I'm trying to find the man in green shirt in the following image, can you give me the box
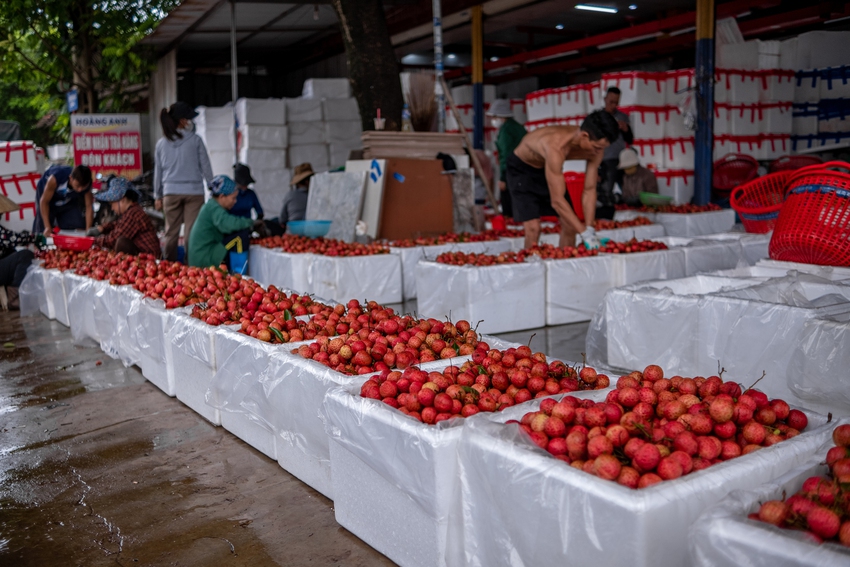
[188,175,254,268]
[488,99,526,219]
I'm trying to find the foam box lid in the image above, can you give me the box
[456,403,834,567]
[690,436,850,567]
[168,309,217,367]
[389,239,513,300]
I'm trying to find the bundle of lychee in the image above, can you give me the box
[752,424,850,546]
[521,243,600,260]
[598,238,668,254]
[386,232,502,248]
[511,365,809,489]
[595,216,654,229]
[359,345,607,424]
[435,250,526,266]
[252,234,389,256]
[294,316,486,375]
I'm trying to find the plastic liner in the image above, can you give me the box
[92,285,141,367]
[456,403,833,567]
[65,274,105,346]
[655,235,749,276]
[45,269,69,326]
[129,298,176,396]
[587,272,850,414]
[168,310,221,425]
[756,259,850,281]
[699,232,771,265]
[18,264,44,318]
[787,313,850,414]
[689,434,850,567]
[323,372,591,567]
[307,254,402,305]
[654,209,737,237]
[416,260,546,334]
[389,240,513,300]
[499,224,666,252]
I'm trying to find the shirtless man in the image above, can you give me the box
[507,110,620,250]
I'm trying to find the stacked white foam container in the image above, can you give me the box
[322,97,362,169]
[296,78,361,170]
[235,98,289,216]
[196,106,236,178]
[445,84,498,150]
[0,141,42,232]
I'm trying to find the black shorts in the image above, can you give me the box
[506,153,573,223]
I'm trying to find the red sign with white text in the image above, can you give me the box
[71,114,142,181]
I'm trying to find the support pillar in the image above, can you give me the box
[433,0,446,133]
[230,0,239,164]
[694,0,715,205]
[472,5,484,149]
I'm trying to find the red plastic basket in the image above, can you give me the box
[769,161,850,266]
[713,154,759,193]
[730,171,793,233]
[53,233,95,251]
[768,154,823,173]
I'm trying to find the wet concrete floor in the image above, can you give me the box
[0,308,589,566]
[0,312,396,566]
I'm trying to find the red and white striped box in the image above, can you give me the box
[655,169,694,204]
[663,138,695,170]
[0,141,39,177]
[510,99,527,124]
[756,70,796,103]
[601,71,668,107]
[621,106,672,140]
[525,89,556,123]
[761,134,791,160]
[665,69,695,106]
[0,202,37,233]
[715,69,760,104]
[0,171,40,205]
[631,139,666,170]
[664,106,692,138]
[715,102,793,137]
[552,85,586,118]
[715,135,765,161]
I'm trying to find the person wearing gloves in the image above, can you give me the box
[153,101,213,263]
[507,110,619,250]
[34,164,94,236]
[0,195,45,310]
[487,99,526,218]
[617,148,659,207]
[91,177,161,257]
[188,175,254,269]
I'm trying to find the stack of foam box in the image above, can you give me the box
[291,77,360,171]
[792,67,850,152]
[0,141,42,232]
[235,98,289,215]
[196,106,235,177]
[587,266,850,416]
[285,97,327,173]
[456,396,835,567]
[445,84,498,150]
[323,97,362,168]
[524,82,599,132]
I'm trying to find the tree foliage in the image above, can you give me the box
[0,0,178,144]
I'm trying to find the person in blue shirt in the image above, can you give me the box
[34,164,94,236]
[222,163,264,252]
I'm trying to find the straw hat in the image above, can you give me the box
[0,194,20,215]
[291,163,315,186]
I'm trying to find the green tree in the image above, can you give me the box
[0,0,178,144]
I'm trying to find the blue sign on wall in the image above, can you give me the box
[67,89,79,113]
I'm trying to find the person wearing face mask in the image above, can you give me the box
[153,101,213,263]
[188,175,254,269]
[487,98,526,219]
[507,110,620,250]
[598,86,634,219]
[92,177,161,257]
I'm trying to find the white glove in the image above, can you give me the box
[580,227,600,250]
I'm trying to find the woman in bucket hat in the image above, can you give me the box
[94,177,161,257]
[187,175,254,269]
[617,148,658,207]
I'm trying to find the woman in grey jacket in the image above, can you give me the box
[154,101,213,263]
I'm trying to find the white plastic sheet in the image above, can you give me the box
[787,312,850,415]
[168,310,221,425]
[45,269,69,326]
[700,231,771,265]
[690,438,850,567]
[91,284,140,365]
[654,209,737,237]
[390,240,513,300]
[66,274,106,346]
[655,235,748,276]
[756,259,850,281]
[416,260,546,334]
[130,298,176,396]
[18,264,43,318]
[306,254,402,305]
[456,402,833,567]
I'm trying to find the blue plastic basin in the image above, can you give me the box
[288,220,332,237]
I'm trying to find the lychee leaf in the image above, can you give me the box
[477,365,487,374]
[284,309,293,321]
[270,326,285,343]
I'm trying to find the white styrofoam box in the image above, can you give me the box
[208,149,235,177]
[598,223,666,243]
[285,98,323,122]
[416,260,545,334]
[545,255,614,325]
[788,315,850,414]
[552,85,588,118]
[287,121,325,146]
[759,70,796,103]
[1,201,38,233]
[761,134,791,161]
[664,138,695,170]
[457,402,833,567]
[288,144,328,169]
[795,70,822,104]
[250,167,290,194]
[235,98,286,127]
[195,106,234,131]
[169,311,220,425]
[756,259,850,281]
[621,106,669,140]
[764,103,794,135]
[0,141,38,176]
[238,147,286,171]
[510,99,527,124]
[0,171,39,205]
[134,300,176,396]
[450,103,475,129]
[819,116,850,134]
[322,97,360,122]
[302,78,351,100]
[719,104,762,136]
[717,40,784,71]
[601,71,667,107]
[665,107,691,138]
[329,141,361,168]
[450,84,496,106]
[44,268,69,326]
[631,139,666,170]
[780,37,798,71]
[614,209,657,222]
[198,127,234,152]
[46,144,72,161]
[389,239,513,301]
[324,120,362,144]
[700,231,771,265]
[525,89,555,123]
[307,253,402,305]
[712,105,732,136]
[65,273,105,346]
[820,67,850,100]
[28,266,53,320]
[93,285,141,367]
[656,169,694,204]
[715,69,760,104]
[247,246,311,291]
[690,452,850,567]
[239,124,288,149]
[608,246,687,286]
[665,68,694,106]
[655,235,745,276]
[654,209,736,237]
[715,135,764,161]
[792,112,819,136]
[796,31,850,70]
